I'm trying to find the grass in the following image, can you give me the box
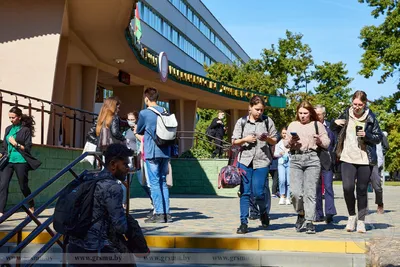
[333,180,400,186]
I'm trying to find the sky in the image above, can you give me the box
[201,0,397,101]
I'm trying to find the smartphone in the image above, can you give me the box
[355,126,363,132]
[290,132,298,137]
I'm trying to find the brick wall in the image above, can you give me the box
[6,146,237,209]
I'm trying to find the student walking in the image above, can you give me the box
[331,90,382,233]
[284,101,330,234]
[232,95,277,234]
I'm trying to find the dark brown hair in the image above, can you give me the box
[144,87,159,102]
[295,101,318,122]
[352,90,368,104]
[9,106,36,137]
[249,95,266,107]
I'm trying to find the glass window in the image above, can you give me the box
[179,1,187,15]
[193,13,200,28]
[187,8,193,22]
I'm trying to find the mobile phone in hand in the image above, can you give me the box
[290,132,298,137]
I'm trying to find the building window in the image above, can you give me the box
[167,0,242,64]
[137,1,215,66]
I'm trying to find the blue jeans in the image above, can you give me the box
[278,163,290,197]
[316,169,337,219]
[238,163,269,224]
[145,158,170,215]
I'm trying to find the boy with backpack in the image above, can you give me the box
[136,87,176,223]
[61,144,134,265]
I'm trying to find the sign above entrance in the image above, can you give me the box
[126,30,286,108]
[118,70,130,85]
[158,52,168,82]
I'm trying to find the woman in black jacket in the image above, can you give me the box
[331,90,382,233]
[0,107,41,217]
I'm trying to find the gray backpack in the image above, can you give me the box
[148,107,178,147]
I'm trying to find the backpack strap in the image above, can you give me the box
[240,116,247,138]
[147,106,161,116]
[314,121,319,135]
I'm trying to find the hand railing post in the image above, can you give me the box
[28,98,32,117]
[52,105,56,146]
[82,113,86,148]
[41,102,45,145]
[14,95,18,107]
[73,111,77,147]
[62,107,66,147]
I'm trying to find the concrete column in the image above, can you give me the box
[52,36,69,104]
[227,109,239,141]
[113,86,145,119]
[180,100,197,154]
[0,0,66,145]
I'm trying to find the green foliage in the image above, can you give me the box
[359,0,400,173]
[179,147,213,159]
[359,0,400,84]
[312,61,353,121]
[369,92,400,173]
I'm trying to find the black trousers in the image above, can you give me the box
[0,162,34,213]
[212,137,223,157]
[370,165,383,205]
[269,169,279,195]
[341,162,373,221]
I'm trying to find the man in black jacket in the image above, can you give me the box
[210,110,226,158]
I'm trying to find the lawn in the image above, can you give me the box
[333,180,400,186]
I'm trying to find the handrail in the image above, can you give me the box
[0,89,98,148]
[0,151,104,267]
[0,89,97,116]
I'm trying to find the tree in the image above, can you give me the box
[312,61,353,121]
[359,0,400,177]
[262,30,314,94]
[359,0,400,85]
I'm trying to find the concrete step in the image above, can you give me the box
[0,244,366,267]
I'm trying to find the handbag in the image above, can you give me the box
[0,152,9,171]
[314,121,332,171]
[97,125,113,152]
[218,146,246,189]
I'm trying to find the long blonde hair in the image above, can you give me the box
[96,97,119,136]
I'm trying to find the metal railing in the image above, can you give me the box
[0,89,98,148]
[0,151,103,267]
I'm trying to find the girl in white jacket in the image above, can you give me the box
[274,128,291,205]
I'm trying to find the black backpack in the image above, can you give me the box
[206,125,216,141]
[53,173,109,239]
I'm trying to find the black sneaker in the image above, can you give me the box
[306,222,316,234]
[249,214,259,220]
[260,213,270,228]
[144,214,165,223]
[165,214,172,223]
[146,209,154,218]
[295,215,306,232]
[325,214,334,224]
[236,223,248,234]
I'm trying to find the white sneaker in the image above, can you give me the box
[279,197,286,205]
[346,215,357,232]
[285,198,292,205]
[357,220,366,233]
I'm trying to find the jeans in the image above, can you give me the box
[249,176,271,217]
[290,152,321,222]
[316,169,337,219]
[341,162,372,220]
[370,165,383,205]
[145,158,170,215]
[238,162,269,224]
[278,163,290,197]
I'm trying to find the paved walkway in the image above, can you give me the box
[1,185,398,242]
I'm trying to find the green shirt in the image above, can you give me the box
[6,124,26,164]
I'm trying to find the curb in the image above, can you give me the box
[0,231,366,254]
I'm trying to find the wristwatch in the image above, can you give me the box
[16,143,21,148]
